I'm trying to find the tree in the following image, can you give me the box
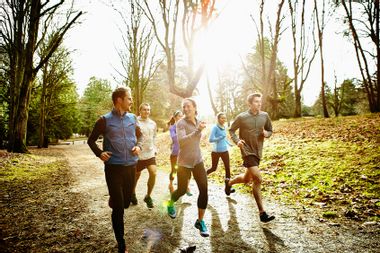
[79,77,113,136]
[0,50,8,148]
[242,38,293,118]
[0,0,82,152]
[314,0,330,118]
[339,0,380,112]
[115,0,161,114]
[140,0,215,98]
[288,0,319,117]
[249,0,286,119]
[36,42,74,147]
[143,64,183,129]
[210,67,244,125]
[28,77,80,145]
[312,84,334,116]
[330,78,360,116]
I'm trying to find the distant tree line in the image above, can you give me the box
[0,0,378,152]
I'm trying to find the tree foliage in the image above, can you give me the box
[28,78,80,145]
[312,79,365,116]
[0,0,82,152]
[79,77,112,136]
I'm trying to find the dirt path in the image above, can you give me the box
[53,143,379,253]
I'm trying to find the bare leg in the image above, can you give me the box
[229,169,252,186]
[133,170,142,194]
[146,165,157,197]
[169,179,174,193]
[247,166,264,213]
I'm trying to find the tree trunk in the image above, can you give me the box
[320,46,329,118]
[289,0,301,118]
[38,79,47,148]
[11,78,33,153]
[376,0,380,112]
[315,0,329,118]
[259,1,268,110]
[341,0,378,112]
[207,75,217,115]
[294,89,302,118]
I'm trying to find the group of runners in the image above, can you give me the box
[88,86,275,253]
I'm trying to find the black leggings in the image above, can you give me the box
[169,154,177,181]
[171,162,208,209]
[105,164,136,249]
[206,151,231,179]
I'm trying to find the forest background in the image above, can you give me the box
[1,0,379,150]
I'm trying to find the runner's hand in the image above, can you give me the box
[100,151,112,162]
[237,140,245,148]
[198,121,206,131]
[132,146,141,155]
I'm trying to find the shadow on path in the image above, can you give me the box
[209,198,257,253]
[125,176,191,252]
[262,227,286,253]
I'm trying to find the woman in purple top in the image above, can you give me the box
[168,111,192,195]
[168,110,182,190]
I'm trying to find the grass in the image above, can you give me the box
[183,113,380,222]
[0,154,62,182]
[257,114,379,221]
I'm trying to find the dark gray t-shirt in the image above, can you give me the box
[229,110,272,159]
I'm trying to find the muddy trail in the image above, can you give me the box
[1,143,379,253]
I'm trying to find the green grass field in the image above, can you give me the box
[191,114,380,221]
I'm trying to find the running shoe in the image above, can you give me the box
[260,212,275,222]
[130,193,138,205]
[144,195,154,208]
[167,200,176,219]
[224,178,235,196]
[194,219,209,237]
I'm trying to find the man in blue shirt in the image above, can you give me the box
[88,87,142,253]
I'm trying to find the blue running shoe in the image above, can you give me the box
[194,219,209,237]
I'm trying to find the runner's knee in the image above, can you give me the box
[252,174,262,185]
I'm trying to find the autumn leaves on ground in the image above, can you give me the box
[1,114,379,252]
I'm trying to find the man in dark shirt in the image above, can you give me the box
[227,93,275,223]
[87,87,142,253]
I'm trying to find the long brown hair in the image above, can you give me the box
[167,110,182,126]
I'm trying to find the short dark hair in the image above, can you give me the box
[112,87,131,104]
[247,93,262,104]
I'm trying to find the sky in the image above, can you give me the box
[65,0,363,116]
